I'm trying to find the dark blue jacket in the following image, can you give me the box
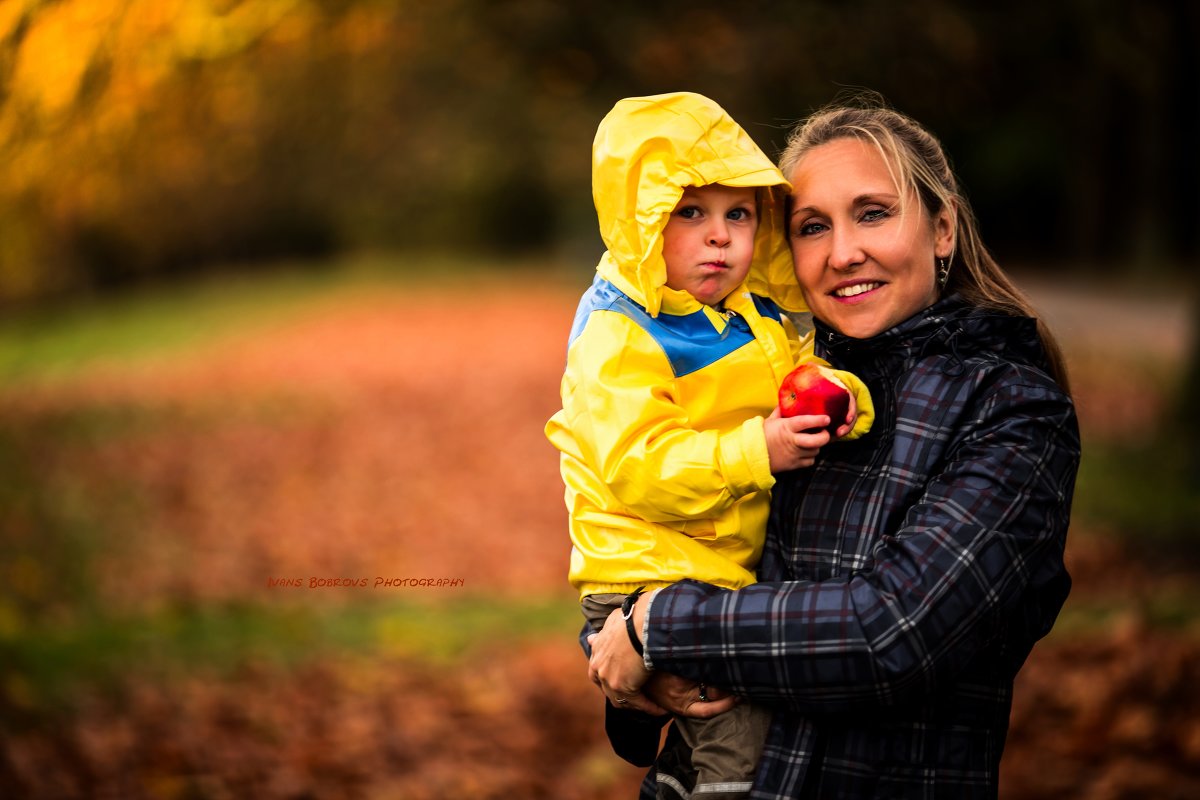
[644,296,1080,799]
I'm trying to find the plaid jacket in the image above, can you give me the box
[642,296,1080,799]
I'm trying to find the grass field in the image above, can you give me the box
[1,257,1197,798]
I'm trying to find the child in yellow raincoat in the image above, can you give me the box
[545,92,874,798]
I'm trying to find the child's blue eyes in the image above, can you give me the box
[675,207,754,220]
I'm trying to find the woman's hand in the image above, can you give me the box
[587,604,665,715]
[588,593,741,719]
[643,672,739,719]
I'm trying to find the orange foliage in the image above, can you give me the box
[1,280,1198,798]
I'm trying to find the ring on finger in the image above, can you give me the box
[698,682,709,703]
[616,696,628,705]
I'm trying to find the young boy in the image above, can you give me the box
[545,92,873,798]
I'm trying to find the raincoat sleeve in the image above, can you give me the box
[795,330,875,441]
[561,311,774,523]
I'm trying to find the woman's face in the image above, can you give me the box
[787,138,954,339]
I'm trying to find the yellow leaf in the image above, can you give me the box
[11,0,122,120]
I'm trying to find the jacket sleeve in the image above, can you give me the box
[560,311,774,523]
[643,375,1079,712]
[795,332,875,441]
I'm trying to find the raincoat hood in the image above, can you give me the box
[591,92,806,316]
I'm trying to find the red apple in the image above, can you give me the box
[778,363,851,435]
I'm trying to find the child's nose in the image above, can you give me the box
[707,219,731,246]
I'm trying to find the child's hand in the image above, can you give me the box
[830,375,858,439]
[764,407,832,472]
[813,365,874,441]
[808,365,858,439]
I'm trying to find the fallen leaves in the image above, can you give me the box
[1,279,1197,798]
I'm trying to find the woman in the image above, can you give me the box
[588,100,1081,799]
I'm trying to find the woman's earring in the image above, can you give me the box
[937,257,950,288]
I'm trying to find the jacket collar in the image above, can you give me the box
[814,295,1048,373]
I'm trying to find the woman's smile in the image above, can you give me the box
[831,280,886,301]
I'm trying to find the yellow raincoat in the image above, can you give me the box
[546,93,873,598]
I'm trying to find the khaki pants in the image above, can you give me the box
[582,594,769,799]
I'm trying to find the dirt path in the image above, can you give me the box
[1023,278,1193,360]
[15,274,1186,609]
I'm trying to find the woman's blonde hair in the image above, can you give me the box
[779,97,1070,393]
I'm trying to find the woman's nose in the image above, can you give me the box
[828,226,864,270]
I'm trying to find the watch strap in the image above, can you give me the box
[621,586,646,657]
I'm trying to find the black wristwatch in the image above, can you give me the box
[622,586,647,657]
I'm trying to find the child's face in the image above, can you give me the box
[662,184,758,307]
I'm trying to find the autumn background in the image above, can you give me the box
[1,1,1198,798]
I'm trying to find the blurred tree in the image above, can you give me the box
[1149,0,1199,485]
[0,0,338,297]
[0,0,1194,304]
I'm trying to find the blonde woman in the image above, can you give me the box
[589,99,1080,799]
